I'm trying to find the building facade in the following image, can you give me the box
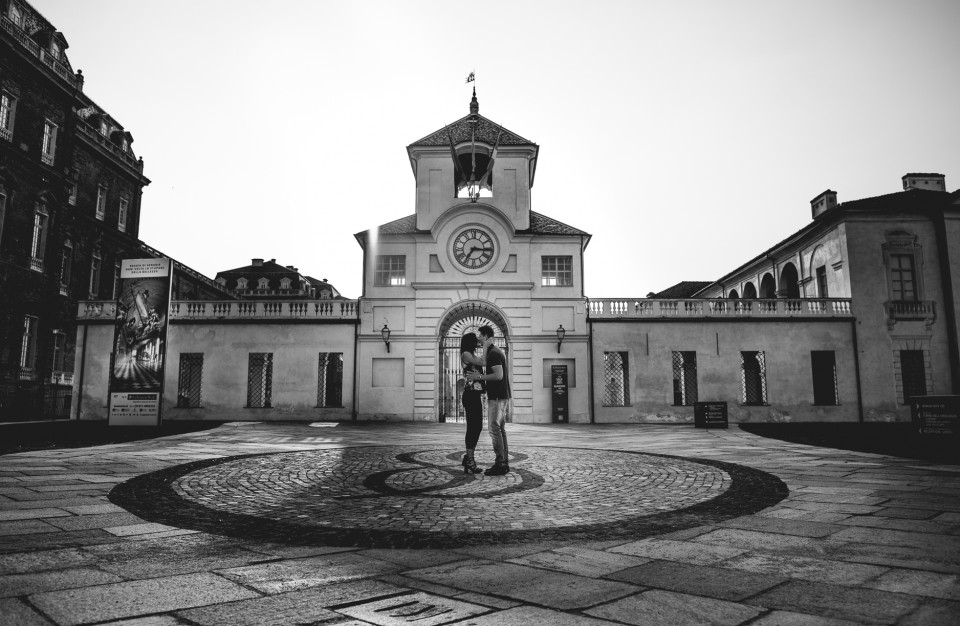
[71,92,960,425]
[0,0,230,422]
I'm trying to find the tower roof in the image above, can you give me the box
[407,113,536,149]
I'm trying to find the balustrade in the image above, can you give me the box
[587,298,853,319]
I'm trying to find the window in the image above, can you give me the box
[280,277,292,290]
[317,352,344,408]
[257,277,269,290]
[117,197,128,232]
[20,315,38,370]
[112,260,121,299]
[889,254,917,301]
[247,353,273,408]
[51,330,67,373]
[99,120,109,136]
[49,41,61,61]
[899,350,927,404]
[59,241,73,295]
[374,255,406,286]
[177,354,204,408]
[811,351,839,405]
[30,204,48,272]
[89,250,101,298]
[236,277,248,290]
[672,351,698,406]
[602,351,630,406]
[816,266,828,297]
[542,256,573,286]
[8,4,22,27]
[0,92,15,141]
[68,175,77,205]
[741,351,768,405]
[95,186,107,220]
[41,120,57,165]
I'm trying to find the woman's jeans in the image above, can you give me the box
[487,398,510,464]
[462,391,483,450]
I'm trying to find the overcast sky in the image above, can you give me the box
[42,0,960,298]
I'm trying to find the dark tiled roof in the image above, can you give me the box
[408,114,534,148]
[216,260,299,276]
[837,188,949,212]
[356,211,590,239]
[650,281,713,299]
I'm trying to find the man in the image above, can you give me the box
[466,325,511,475]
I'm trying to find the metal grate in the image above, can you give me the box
[317,352,344,408]
[603,351,630,406]
[811,350,839,406]
[672,351,698,406]
[177,353,203,408]
[741,351,768,405]
[899,349,927,403]
[247,353,273,408]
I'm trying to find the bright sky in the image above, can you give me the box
[42,0,960,298]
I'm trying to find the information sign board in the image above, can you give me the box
[694,401,728,429]
[551,365,569,423]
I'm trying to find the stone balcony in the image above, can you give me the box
[587,298,853,319]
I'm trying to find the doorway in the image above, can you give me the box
[437,303,509,423]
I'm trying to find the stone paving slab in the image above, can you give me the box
[28,572,260,625]
[1,421,958,624]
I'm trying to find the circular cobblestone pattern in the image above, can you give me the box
[110,446,787,548]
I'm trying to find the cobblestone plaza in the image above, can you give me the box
[2,422,959,624]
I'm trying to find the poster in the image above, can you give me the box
[108,258,173,426]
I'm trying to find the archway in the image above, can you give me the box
[759,273,776,299]
[727,289,740,299]
[437,302,510,423]
[778,263,801,298]
[742,282,757,299]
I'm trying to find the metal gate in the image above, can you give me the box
[437,311,507,423]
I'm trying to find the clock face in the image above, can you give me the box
[452,227,496,270]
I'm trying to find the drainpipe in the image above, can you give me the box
[588,314,595,424]
[933,208,960,393]
[75,323,88,420]
[851,317,864,423]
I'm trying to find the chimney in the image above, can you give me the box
[902,173,946,192]
[270,258,276,264]
[252,258,263,266]
[810,189,838,219]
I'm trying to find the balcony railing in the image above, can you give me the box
[77,300,359,322]
[49,371,74,386]
[2,17,80,89]
[587,298,853,319]
[30,257,43,272]
[170,300,360,320]
[885,300,935,329]
[75,119,140,172]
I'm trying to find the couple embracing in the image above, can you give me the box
[459,325,511,476]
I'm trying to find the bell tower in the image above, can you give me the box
[406,89,539,232]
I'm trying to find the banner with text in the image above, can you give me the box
[108,258,173,426]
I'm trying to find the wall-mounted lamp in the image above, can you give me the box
[381,324,391,353]
[556,324,566,353]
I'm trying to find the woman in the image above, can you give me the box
[460,332,485,474]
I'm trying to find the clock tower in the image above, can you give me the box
[354,90,591,423]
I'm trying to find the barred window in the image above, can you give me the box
[811,351,839,406]
[247,353,273,408]
[177,353,204,408]
[672,351,698,406]
[541,256,572,286]
[375,255,406,286]
[741,351,768,405]
[602,351,630,406]
[317,352,344,408]
[899,349,927,404]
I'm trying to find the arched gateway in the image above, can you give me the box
[437,302,509,423]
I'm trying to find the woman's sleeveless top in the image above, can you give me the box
[462,360,484,394]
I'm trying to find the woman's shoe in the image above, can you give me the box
[462,455,482,474]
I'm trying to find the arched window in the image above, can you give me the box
[727,289,740,299]
[742,282,757,299]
